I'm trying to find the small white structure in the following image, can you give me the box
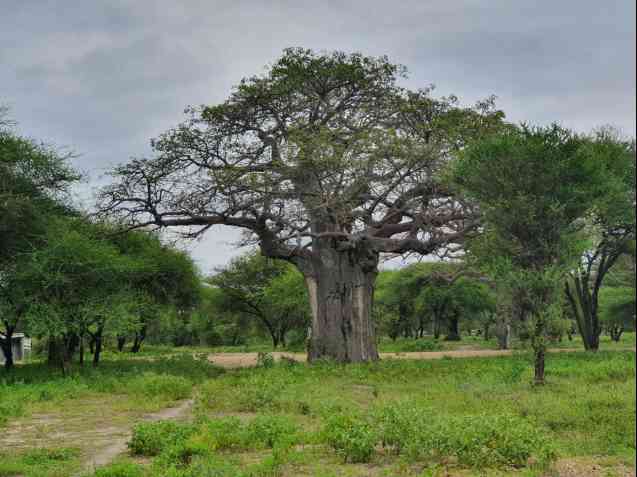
[0,333,31,364]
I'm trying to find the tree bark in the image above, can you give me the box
[444,315,461,341]
[93,332,103,366]
[304,246,379,363]
[131,324,147,353]
[61,333,79,375]
[609,325,623,342]
[79,335,85,366]
[433,315,441,340]
[533,344,545,385]
[89,324,105,366]
[0,325,15,371]
[117,336,126,352]
[565,276,599,351]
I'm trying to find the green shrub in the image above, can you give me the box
[238,377,280,411]
[197,417,246,450]
[127,373,192,401]
[400,339,442,352]
[21,447,79,465]
[245,414,298,448]
[257,352,275,368]
[375,401,430,453]
[90,461,145,477]
[404,413,556,468]
[323,413,377,463]
[128,421,195,456]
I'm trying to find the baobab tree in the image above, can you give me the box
[99,48,504,362]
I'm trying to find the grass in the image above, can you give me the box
[1,337,634,477]
[133,330,635,355]
[104,350,635,475]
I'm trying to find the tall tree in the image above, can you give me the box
[16,218,129,373]
[210,252,308,348]
[0,114,79,369]
[564,131,635,350]
[451,124,622,384]
[99,48,504,362]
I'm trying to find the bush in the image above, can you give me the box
[403,412,556,468]
[245,414,298,448]
[257,352,275,368]
[21,447,79,465]
[400,339,442,352]
[90,461,145,477]
[323,413,377,463]
[196,417,246,450]
[238,376,280,411]
[128,421,195,456]
[126,373,192,401]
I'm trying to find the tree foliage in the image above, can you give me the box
[99,48,505,362]
[451,124,622,383]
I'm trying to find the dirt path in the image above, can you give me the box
[81,398,193,474]
[207,347,636,368]
[0,396,194,476]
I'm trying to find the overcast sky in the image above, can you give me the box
[2,1,635,273]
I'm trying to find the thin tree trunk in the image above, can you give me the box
[61,333,79,375]
[609,325,623,342]
[117,336,126,352]
[1,325,15,370]
[131,324,147,353]
[433,314,441,340]
[93,332,103,366]
[79,335,85,366]
[534,344,545,385]
[304,247,379,363]
[445,315,461,341]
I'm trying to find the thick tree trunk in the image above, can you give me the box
[304,248,379,363]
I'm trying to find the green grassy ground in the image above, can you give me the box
[133,331,635,355]
[1,345,634,477]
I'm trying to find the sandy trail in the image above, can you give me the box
[0,396,194,476]
[207,347,636,368]
[80,398,193,473]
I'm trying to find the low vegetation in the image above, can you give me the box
[1,348,633,476]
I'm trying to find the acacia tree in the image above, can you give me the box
[210,252,308,348]
[564,132,635,350]
[452,124,621,384]
[0,114,79,370]
[107,229,201,354]
[99,48,504,362]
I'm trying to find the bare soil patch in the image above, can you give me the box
[0,396,194,475]
[207,348,636,369]
[550,457,636,477]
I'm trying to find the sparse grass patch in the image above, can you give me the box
[0,447,81,477]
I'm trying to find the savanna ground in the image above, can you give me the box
[0,335,635,477]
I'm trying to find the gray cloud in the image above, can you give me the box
[2,0,635,273]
